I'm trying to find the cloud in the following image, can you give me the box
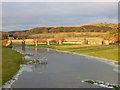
[2,2,118,31]
[2,24,38,31]
[1,0,119,2]
[2,25,27,31]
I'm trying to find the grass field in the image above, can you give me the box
[29,32,104,39]
[34,44,118,61]
[2,47,24,85]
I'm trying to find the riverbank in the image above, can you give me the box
[33,44,118,62]
[2,47,24,85]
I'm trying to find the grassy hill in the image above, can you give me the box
[78,23,117,28]
[28,32,104,40]
[26,23,115,34]
[9,23,118,39]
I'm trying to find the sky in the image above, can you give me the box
[1,1,118,31]
[1,0,119,2]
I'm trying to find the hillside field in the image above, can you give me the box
[28,32,104,39]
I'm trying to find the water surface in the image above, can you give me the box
[11,46,118,88]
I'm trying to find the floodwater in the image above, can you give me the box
[11,46,118,88]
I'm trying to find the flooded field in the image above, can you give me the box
[6,46,119,88]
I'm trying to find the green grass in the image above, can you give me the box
[2,47,24,85]
[33,44,118,61]
[29,32,104,38]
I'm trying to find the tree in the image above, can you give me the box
[14,32,28,39]
[103,28,120,43]
[2,32,8,39]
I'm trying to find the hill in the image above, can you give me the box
[8,23,118,39]
[78,23,117,28]
[26,23,116,34]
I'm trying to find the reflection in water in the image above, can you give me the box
[3,62,48,88]
[22,48,26,53]
[22,46,25,51]
[32,63,47,73]
[34,48,38,52]
[22,41,26,53]
[22,41,25,51]
[46,48,50,52]
[21,63,48,73]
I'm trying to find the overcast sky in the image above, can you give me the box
[2,2,118,31]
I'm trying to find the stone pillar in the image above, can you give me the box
[47,40,50,45]
[9,40,12,48]
[101,40,104,45]
[82,39,88,44]
[58,40,62,45]
[6,40,12,48]
[22,40,25,50]
[35,41,38,46]
[104,40,110,45]
[85,40,88,44]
